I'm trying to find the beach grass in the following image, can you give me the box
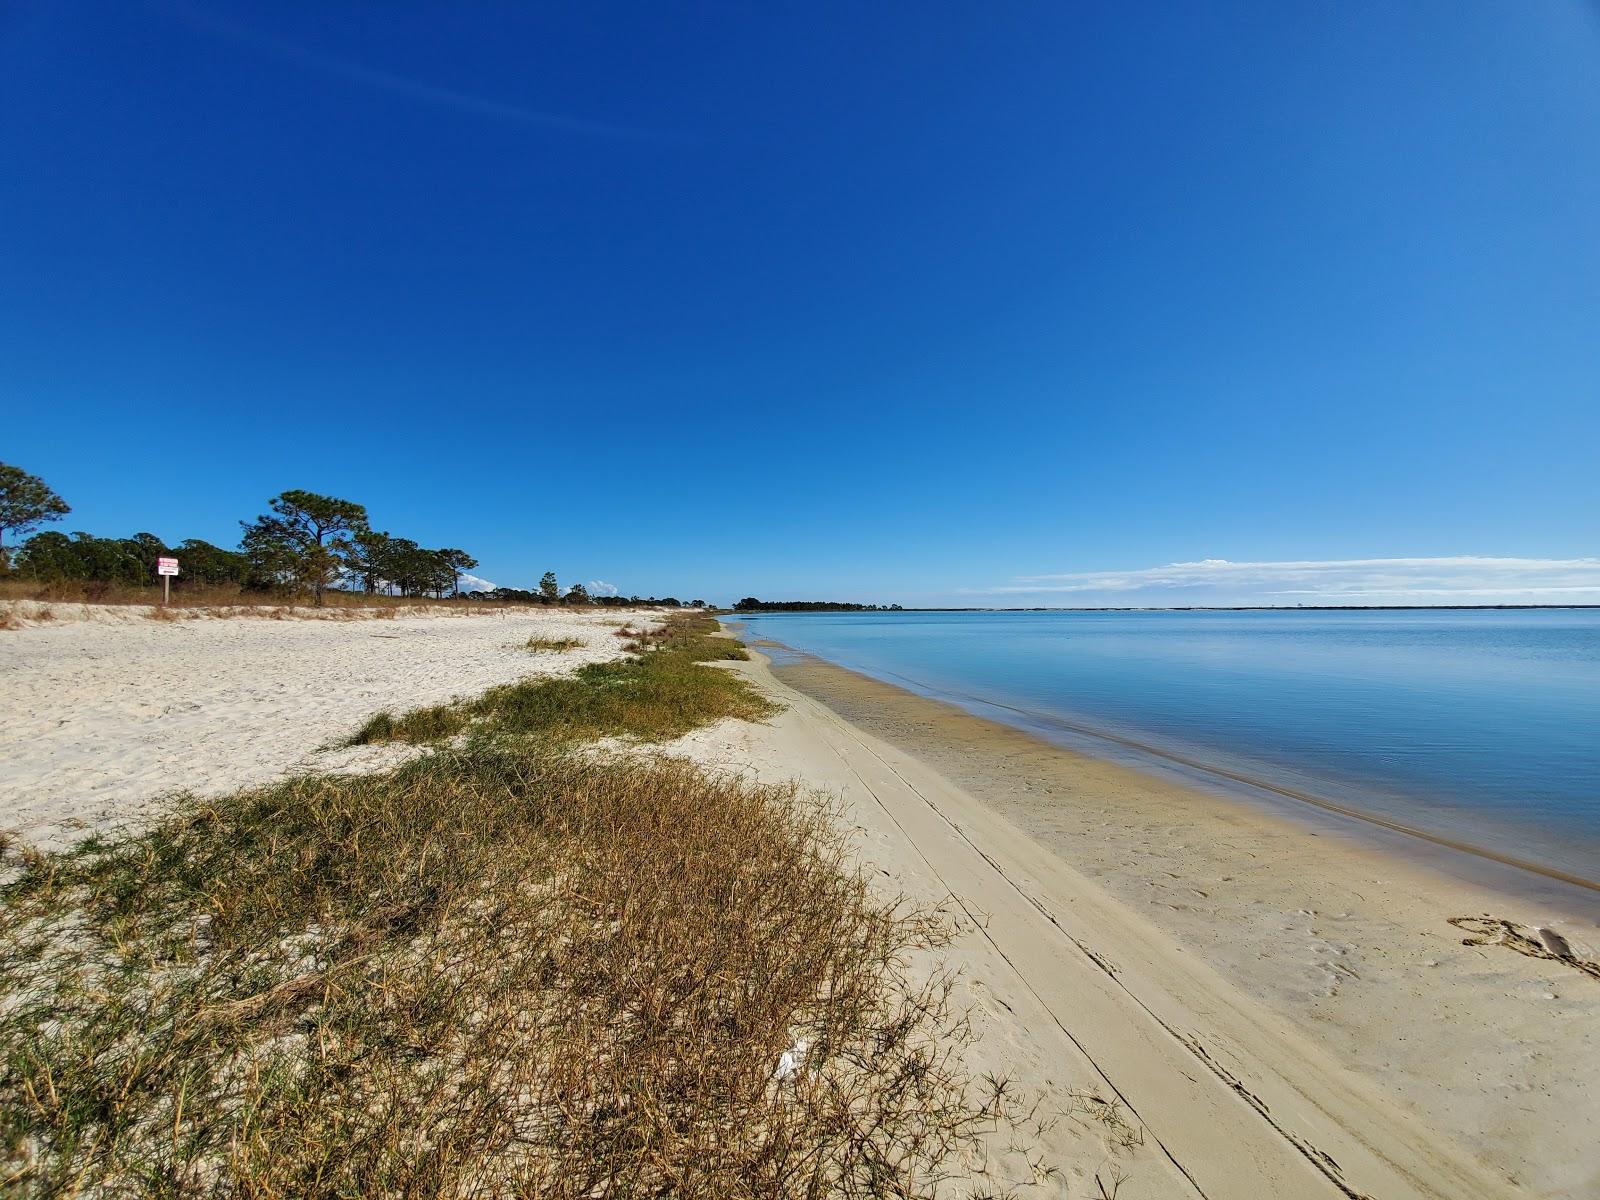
[0,615,1009,1198]
[524,635,584,652]
[348,703,469,746]
[352,612,773,747]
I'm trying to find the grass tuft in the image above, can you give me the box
[525,636,584,653]
[348,704,467,746]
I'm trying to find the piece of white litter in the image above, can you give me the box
[775,1038,809,1081]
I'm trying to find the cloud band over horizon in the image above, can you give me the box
[963,557,1600,605]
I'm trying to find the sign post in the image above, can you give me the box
[157,556,179,605]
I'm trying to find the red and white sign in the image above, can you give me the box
[157,557,180,577]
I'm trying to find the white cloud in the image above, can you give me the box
[457,573,498,593]
[962,557,1600,605]
[587,580,620,597]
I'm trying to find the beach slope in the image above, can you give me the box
[670,649,1583,1199]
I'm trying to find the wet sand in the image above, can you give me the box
[749,650,1600,1197]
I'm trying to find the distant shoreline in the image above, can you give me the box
[738,603,1600,613]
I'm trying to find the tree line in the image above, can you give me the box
[10,530,253,591]
[468,577,704,609]
[0,462,699,608]
[3,476,478,604]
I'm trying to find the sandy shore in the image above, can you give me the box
[0,605,650,852]
[667,649,1599,1199]
[5,611,1595,1196]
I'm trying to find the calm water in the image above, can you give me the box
[735,609,1600,884]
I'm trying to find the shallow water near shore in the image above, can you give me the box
[735,609,1600,886]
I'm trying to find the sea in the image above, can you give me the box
[733,608,1600,887]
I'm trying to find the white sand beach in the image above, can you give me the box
[0,604,652,852]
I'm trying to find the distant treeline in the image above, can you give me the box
[0,463,697,608]
[732,598,904,613]
[469,585,704,609]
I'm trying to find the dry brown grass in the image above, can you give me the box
[0,578,510,618]
[0,746,1010,1197]
[0,579,688,627]
[525,635,584,653]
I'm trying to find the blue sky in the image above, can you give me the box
[3,2,1598,606]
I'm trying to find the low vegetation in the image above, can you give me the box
[525,635,584,653]
[0,613,1017,1195]
[349,703,470,746]
[0,578,504,613]
[355,614,773,747]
